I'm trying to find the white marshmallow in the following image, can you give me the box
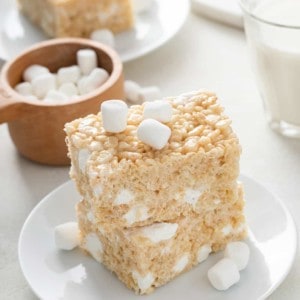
[78,149,90,172]
[143,100,172,123]
[197,244,212,263]
[140,86,162,102]
[133,0,154,13]
[32,73,56,98]
[57,65,80,85]
[78,76,88,95]
[224,242,250,271]
[132,271,154,292]
[25,95,38,101]
[14,82,32,96]
[208,258,240,291]
[44,90,68,103]
[141,222,178,243]
[54,222,80,250]
[101,100,128,133]
[222,224,233,236]
[59,82,78,97]
[173,253,189,273]
[137,119,171,150]
[23,64,49,82]
[90,29,115,48]
[77,49,98,75]
[84,233,103,262]
[82,68,109,94]
[114,189,134,205]
[124,80,142,103]
[124,205,149,225]
[184,187,205,207]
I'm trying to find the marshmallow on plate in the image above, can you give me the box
[14,82,32,96]
[23,64,49,82]
[90,29,115,48]
[32,73,56,98]
[143,100,172,123]
[54,222,80,250]
[77,49,98,75]
[101,100,128,133]
[224,241,250,271]
[207,258,240,291]
[137,119,171,150]
[57,65,80,85]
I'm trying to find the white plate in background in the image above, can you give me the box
[18,175,297,300]
[192,0,243,28]
[0,0,190,63]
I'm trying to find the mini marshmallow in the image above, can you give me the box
[44,90,68,103]
[137,119,171,150]
[57,65,80,85]
[77,76,88,95]
[141,222,178,243]
[143,100,172,123]
[54,222,80,250]
[82,68,109,94]
[90,29,115,48]
[77,49,98,75]
[101,100,128,133]
[59,82,78,97]
[133,0,154,13]
[224,242,250,271]
[197,244,212,263]
[23,64,49,82]
[124,80,142,103]
[139,86,161,102]
[32,73,56,98]
[208,258,240,291]
[14,82,32,96]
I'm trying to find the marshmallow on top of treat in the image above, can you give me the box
[137,119,171,150]
[143,100,172,123]
[54,222,80,250]
[101,100,128,133]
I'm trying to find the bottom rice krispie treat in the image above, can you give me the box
[77,184,246,294]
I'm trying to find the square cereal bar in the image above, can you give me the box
[18,0,134,37]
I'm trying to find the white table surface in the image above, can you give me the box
[0,12,299,300]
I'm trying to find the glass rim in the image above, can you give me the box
[239,0,300,30]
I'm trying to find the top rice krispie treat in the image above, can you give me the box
[65,90,241,228]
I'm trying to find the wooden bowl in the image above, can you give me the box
[0,38,124,165]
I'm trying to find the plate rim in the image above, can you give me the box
[18,174,297,300]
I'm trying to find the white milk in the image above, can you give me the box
[248,0,300,126]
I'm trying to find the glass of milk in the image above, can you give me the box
[241,0,300,138]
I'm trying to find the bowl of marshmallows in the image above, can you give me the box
[0,38,124,165]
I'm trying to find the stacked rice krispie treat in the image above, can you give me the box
[64,90,246,294]
[18,0,134,37]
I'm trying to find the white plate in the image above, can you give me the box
[18,175,297,300]
[0,0,190,63]
[192,0,243,28]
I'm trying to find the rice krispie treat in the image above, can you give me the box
[77,183,246,294]
[64,90,246,294]
[18,0,134,38]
